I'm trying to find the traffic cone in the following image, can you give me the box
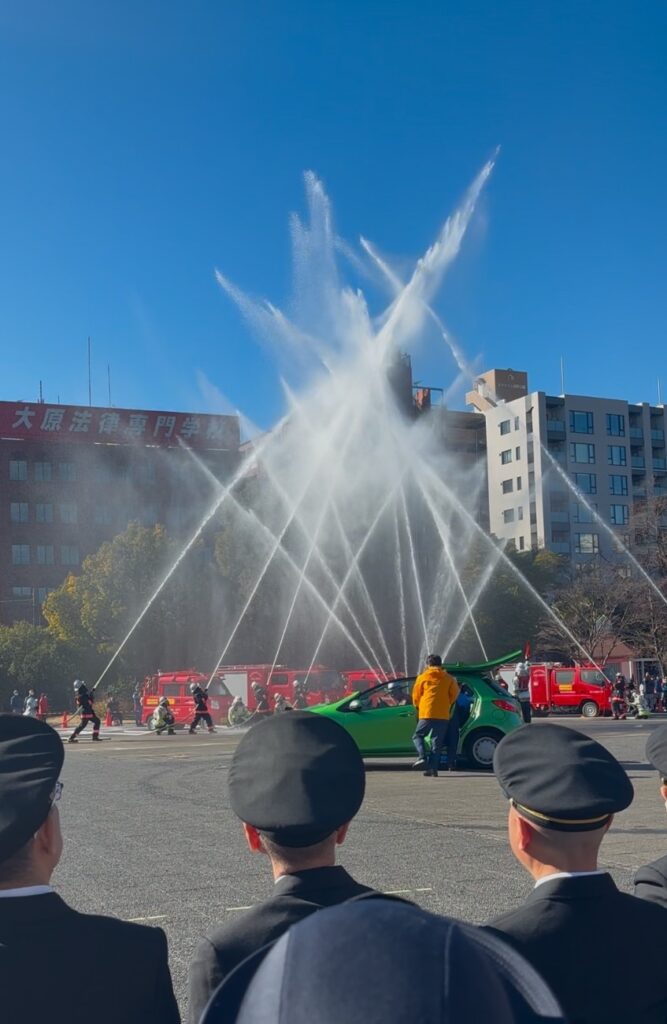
[105,708,112,727]
[61,711,69,729]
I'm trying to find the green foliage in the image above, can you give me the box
[0,622,82,712]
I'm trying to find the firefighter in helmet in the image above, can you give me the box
[188,681,216,734]
[251,681,271,717]
[273,693,293,714]
[228,695,250,727]
[292,679,308,710]
[68,680,101,743]
[153,696,176,735]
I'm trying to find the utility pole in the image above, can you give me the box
[88,337,92,406]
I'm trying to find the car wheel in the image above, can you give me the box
[463,728,503,770]
[580,701,599,719]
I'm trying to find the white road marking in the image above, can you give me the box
[384,887,434,895]
[226,906,253,912]
[129,914,167,922]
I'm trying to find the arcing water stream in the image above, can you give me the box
[99,160,606,683]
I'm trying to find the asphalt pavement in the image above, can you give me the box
[55,717,667,1019]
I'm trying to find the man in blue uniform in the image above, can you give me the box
[486,724,667,1024]
[634,724,667,908]
[0,715,180,1023]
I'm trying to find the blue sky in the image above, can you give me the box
[1,1,666,430]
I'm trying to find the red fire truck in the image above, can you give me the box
[219,664,347,709]
[499,663,612,718]
[141,670,234,728]
[342,669,390,693]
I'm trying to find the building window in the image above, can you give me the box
[36,503,53,523]
[518,506,524,520]
[10,502,29,523]
[94,464,114,483]
[575,533,599,554]
[37,587,50,604]
[607,445,627,466]
[518,536,525,550]
[574,473,597,494]
[609,474,628,496]
[570,442,596,464]
[552,530,570,544]
[61,545,79,566]
[573,502,597,523]
[9,459,28,481]
[514,417,520,430]
[37,545,54,565]
[610,504,629,526]
[11,544,30,565]
[12,586,32,599]
[34,461,52,481]
[502,509,515,524]
[516,476,522,490]
[502,479,514,494]
[94,505,113,525]
[59,462,77,482]
[501,449,512,465]
[569,411,594,434]
[606,414,625,437]
[515,446,521,460]
[59,503,78,524]
[500,420,511,435]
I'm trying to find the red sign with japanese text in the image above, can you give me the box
[0,402,239,449]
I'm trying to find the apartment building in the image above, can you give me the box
[468,370,667,563]
[0,400,240,623]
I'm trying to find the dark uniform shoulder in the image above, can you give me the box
[634,853,667,908]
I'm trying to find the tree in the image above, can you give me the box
[43,523,219,680]
[536,562,644,664]
[0,622,80,711]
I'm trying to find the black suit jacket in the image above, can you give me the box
[188,866,373,1024]
[0,891,180,1024]
[487,873,667,1024]
[635,853,667,909]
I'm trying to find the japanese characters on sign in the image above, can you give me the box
[0,402,239,450]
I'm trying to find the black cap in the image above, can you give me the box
[228,712,365,847]
[201,897,564,1024]
[0,715,64,863]
[646,724,667,778]
[493,724,633,832]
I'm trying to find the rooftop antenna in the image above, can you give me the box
[87,336,92,406]
[658,377,663,406]
[107,364,112,407]
[39,380,43,404]
[560,356,565,396]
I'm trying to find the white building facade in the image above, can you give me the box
[468,370,667,564]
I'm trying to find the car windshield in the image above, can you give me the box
[580,670,608,687]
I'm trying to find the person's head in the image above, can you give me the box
[494,724,633,880]
[426,654,442,668]
[12,690,18,697]
[228,711,365,878]
[159,696,169,706]
[645,725,667,810]
[232,695,242,704]
[28,689,34,697]
[201,897,565,1024]
[189,682,197,693]
[0,716,64,888]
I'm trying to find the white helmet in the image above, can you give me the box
[189,682,198,693]
[159,696,169,706]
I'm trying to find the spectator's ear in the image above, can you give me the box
[242,822,264,854]
[334,822,350,846]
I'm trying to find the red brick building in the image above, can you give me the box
[0,400,240,624]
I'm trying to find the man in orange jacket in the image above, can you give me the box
[411,655,459,777]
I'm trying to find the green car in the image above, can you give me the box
[310,651,524,770]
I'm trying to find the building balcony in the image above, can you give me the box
[632,456,646,469]
[546,419,566,436]
[651,429,665,444]
[550,511,570,524]
[630,427,644,440]
[653,458,666,471]
[633,488,647,499]
[551,542,571,554]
